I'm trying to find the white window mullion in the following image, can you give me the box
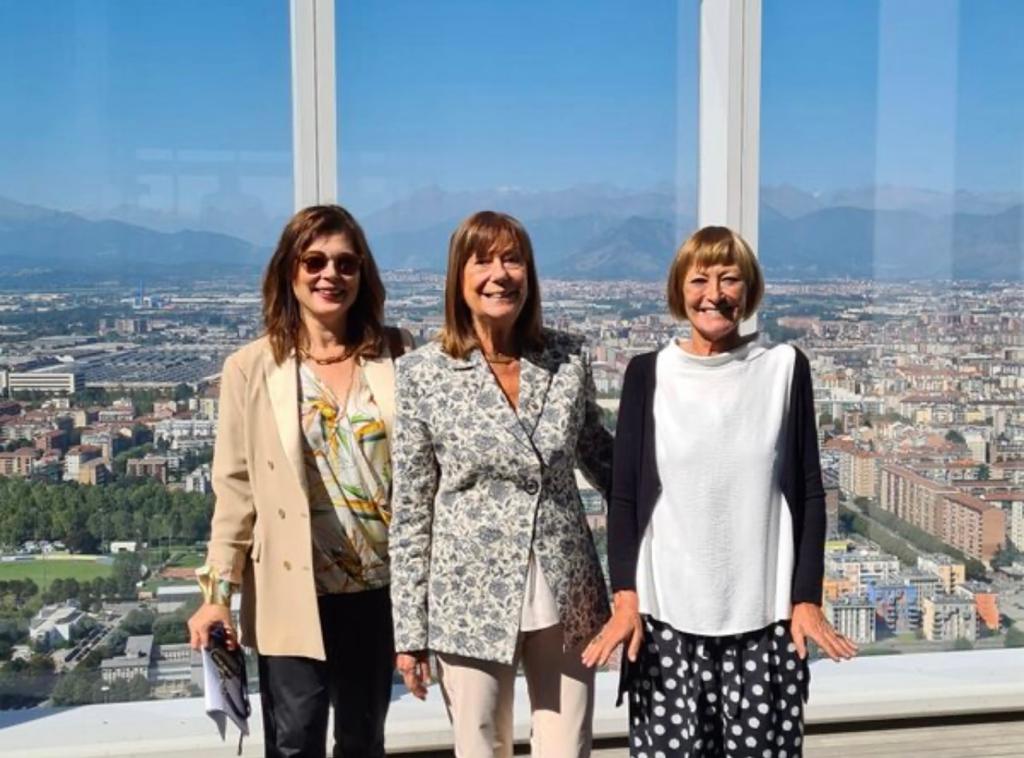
[291,0,337,210]
[699,0,761,330]
[698,0,761,240]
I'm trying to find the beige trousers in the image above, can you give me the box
[436,625,595,758]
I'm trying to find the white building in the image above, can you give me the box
[0,370,81,395]
[826,595,876,644]
[29,602,91,646]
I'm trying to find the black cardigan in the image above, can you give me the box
[607,345,827,606]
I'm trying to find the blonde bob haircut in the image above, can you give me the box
[666,225,764,321]
[440,211,543,359]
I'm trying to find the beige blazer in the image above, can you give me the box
[204,332,410,660]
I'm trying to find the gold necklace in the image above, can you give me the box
[298,346,353,366]
[483,351,519,365]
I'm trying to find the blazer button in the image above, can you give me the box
[525,480,540,495]
[268,460,275,470]
[278,508,286,519]
[283,560,292,570]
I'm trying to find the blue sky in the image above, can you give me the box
[0,0,1021,223]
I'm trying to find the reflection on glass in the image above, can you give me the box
[759,1,1024,656]
[0,1,291,709]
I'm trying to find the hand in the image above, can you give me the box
[581,590,643,668]
[187,602,236,651]
[791,602,858,661]
[396,651,431,700]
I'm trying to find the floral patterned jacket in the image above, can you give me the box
[389,329,613,664]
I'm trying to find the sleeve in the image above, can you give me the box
[607,356,646,592]
[202,352,256,587]
[790,348,827,605]
[575,348,614,499]
[399,328,417,352]
[388,358,440,652]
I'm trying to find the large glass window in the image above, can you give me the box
[337,0,699,602]
[337,0,699,338]
[0,1,291,708]
[760,1,1024,656]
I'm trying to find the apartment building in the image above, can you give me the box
[826,595,876,644]
[922,594,977,642]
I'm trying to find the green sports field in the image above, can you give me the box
[0,557,113,590]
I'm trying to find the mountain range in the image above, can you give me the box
[0,185,1020,285]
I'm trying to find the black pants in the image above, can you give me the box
[258,587,395,758]
[629,617,809,758]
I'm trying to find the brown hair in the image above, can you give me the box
[262,205,386,364]
[666,225,764,321]
[440,211,543,359]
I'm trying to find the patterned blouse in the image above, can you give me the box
[196,359,393,605]
[299,362,392,594]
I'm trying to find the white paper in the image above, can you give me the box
[202,647,249,740]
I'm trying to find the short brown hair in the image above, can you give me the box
[440,211,543,359]
[262,205,386,364]
[666,226,764,321]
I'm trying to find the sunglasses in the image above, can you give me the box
[297,251,361,277]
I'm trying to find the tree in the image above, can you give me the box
[113,552,144,598]
[976,464,991,481]
[1005,626,1024,648]
[944,429,966,445]
[173,383,195,402]
[120,608,156,635]
[153,613,189,645]
[991,541,1021,569]
[951,637,974,651]
[126,674,151,701]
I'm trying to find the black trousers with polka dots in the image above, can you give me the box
[627,616,809,758]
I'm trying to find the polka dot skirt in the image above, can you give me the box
[628,617,809,758]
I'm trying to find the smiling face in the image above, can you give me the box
[682,262,747,349]
[461,238,528,332]
[291,232,361,329]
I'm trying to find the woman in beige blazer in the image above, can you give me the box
[187,205,412,758]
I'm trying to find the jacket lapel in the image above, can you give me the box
[264,352,309,497]
[516,349,553,442]
[361,355,396,443]
[457,350,547,456]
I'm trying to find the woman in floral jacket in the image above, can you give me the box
[390,210,613,758]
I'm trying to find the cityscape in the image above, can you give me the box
[0,270,1021,709]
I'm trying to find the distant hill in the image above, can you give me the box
[0,198,263,286]
[0,186,1020,284]
[360,185,1021,280]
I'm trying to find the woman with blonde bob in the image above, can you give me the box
[188,205,412,757]
[390,211,612,757]
[584,226,856,757]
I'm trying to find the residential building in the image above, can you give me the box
[826,595,876,644]
[0,446,39,477]
[955,581,1000,632]
[126,455,170,484]
[63,445,102,482]
[940,492,1005,563]
[825,551,901,593]
[839,448,881,499]
[922,594,977,642]
[78,458,110,486]
[917,554,967,593]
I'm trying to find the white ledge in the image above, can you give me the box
[1,649,1022,757]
